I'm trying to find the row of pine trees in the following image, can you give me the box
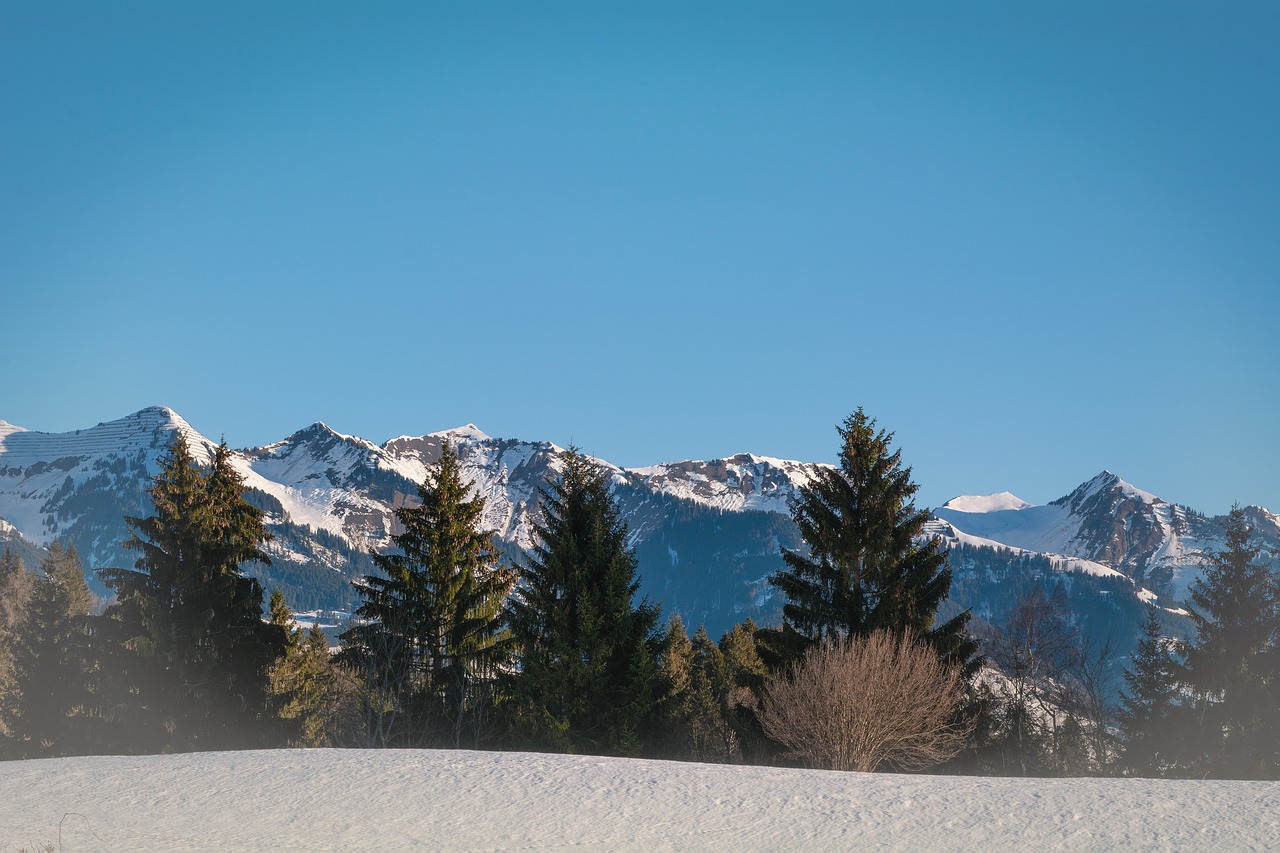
[0,409,1277,778]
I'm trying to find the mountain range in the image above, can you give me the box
[1,406,1276,648]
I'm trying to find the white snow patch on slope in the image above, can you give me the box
[628,454,820,515]
[927,517,1128,580]
[0,749,1276,852]
[0,407,214,543]
[933,502,1082,556]
[942,492,1034,513]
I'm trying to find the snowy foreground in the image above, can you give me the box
[1,749,1276,852]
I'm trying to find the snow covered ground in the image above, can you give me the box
[1,749,1276,852]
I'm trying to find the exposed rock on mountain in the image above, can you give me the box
[1,407,1275,643]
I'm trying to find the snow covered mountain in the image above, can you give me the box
[0,407,812,632]
[933,471,1280,600]
[1,407,1276,641]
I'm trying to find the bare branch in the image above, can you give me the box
[758,629,973,772]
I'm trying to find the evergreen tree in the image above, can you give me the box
[96,433,287,753]
[505,447,661,755]
[0,549,32,637]
[269,590,350,747]
[689,624,747,762]
[651,614,697,757]
[0,549,33,751]
[339,440,514,747]
[1118,605,1180,777]
[768,408,975,670]
[6,542,94,757]
[716,619,772,763]
[1178,507,1279,778]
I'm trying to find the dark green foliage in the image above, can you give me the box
[95,434,287,753]
[268,589,354,747]
[0,550,32,638]
[685,626,737,761]
[1118,606,1181,776]
[0,540,94,753]
[6,542,93,757]
[0,549,34,750]
[651,614,698,757]
[768,408,975,670]
[1177,507,1280,778]
[339,440,515,748]
[715,619,775,763]
[505,447,661,755]
[645,615,771,763]
[0,536,45,584]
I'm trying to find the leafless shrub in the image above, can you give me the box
[758,629,973,772]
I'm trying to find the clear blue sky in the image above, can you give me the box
[3,2,1277,514]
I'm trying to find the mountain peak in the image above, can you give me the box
[433,424,491,443]
[285,421,354,442]
[124,405,196,432]
[0,419,28,439]
[1091,470,1159,502]
[274,422,383,457]
[941,492,1033,513]
[1052,470,1161,510]
[136,404,180,420]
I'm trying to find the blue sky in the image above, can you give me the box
[3,2,1277,513]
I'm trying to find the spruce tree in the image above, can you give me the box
[1117,605,1180,777]
[0,549,33,753]
[505,447,661,755]
[652,614,696,757]
[96,433,286,752]
[339,439,514,747]
[7,542,94,757]
[269,589,347,746]
[0,549,32,637]
[1178,507,1279,778]
[689,625,743,762]
[768,408,975,670]
[716,619,772,763]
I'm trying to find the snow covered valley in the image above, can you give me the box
[1,748,1275,851]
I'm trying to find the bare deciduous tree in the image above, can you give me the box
[758,629,973,772]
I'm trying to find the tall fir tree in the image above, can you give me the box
[768,408,975,670]
[0,549,33,752]
[0,549,31,637]
[6,542,93,757]
[339,439,514,748]
[652,614,697,758]
[505,447,661,755]
[1117,605,1181,777]
[96,433,287,753]
[269,589,351,747]
[1177,506,1280,778]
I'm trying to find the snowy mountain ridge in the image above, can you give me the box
[0,408,816,629]
[931,469,1270,599]
[1,406,1277,638]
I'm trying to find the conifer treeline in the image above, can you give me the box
[0,411,1276,779]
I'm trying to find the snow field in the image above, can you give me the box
[1,748,1276,852]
